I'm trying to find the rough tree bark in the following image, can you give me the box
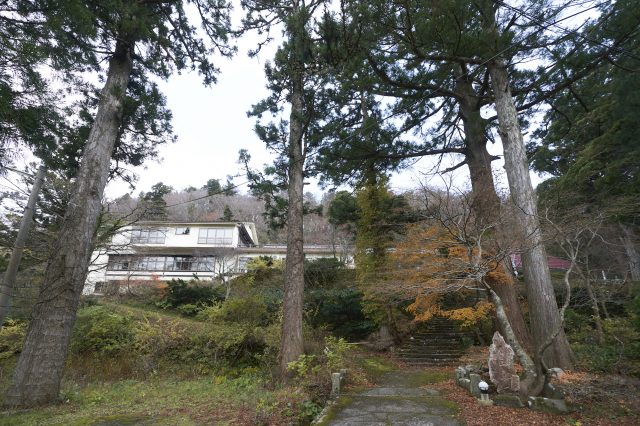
[458,82,533,352]
[4,38,134,407]
[488,58,574,369]
[279,61,306,376]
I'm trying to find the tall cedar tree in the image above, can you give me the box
[314,0,533,351]
[0,1,67,166]
[532,0,640,281]
[5,0,232,407]
[478,0,574,370]
[241,0,331,376]
[316,0,639,362]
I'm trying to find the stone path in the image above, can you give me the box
[316,370,461,426]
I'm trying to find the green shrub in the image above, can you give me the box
[0,319,26,360]
[176,303,205,317]
[288,336,351,379]
[71,306,134,355]
[305,287,376,340]
[570,316,640,376]
[564,308,590,333]
[324,336,351,371]
[198,296,269,325]
[157,279,223,313]
[195,297,278,366]
[304,258,346,288]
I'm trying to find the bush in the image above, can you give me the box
[304,258,346,288]
[71,306,135,355]
[0,319,26,360]
[570,316,640,376]
[157,279,224,315]
[196,297,279,366]
[198,296,270,325]
[305,287,376,340]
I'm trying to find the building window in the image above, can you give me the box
[172,256,195,271]
[237,256,251,272]
[175,227,190,235]
[107,255,131,270]
[196,257,215,272]
[197,228,233,245]
[131,228,166,244]
[107,255,218,273]
[146,256,166,271]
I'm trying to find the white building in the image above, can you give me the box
[84,221,351,294]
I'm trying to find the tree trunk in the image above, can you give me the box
[4,38,134,407]
[279,62,306,376]
[488,59,574,370]
[0,166,46,327]
[572,259,605,343]
[459,90,533,352]
[584,276,605,344]
[620,223,640,281]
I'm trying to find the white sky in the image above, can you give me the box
[102,1,556,201]
[102,28,520,201]
[7,0,595,203]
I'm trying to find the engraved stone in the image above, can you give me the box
[488,332,518,393]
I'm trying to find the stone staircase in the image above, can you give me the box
[397,317,471,366]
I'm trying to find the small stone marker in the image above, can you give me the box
[455,367,465,381]
[469,373,482,397]
[488,332,519,393]
[331,372,341,397]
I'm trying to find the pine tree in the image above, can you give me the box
[4,0,233,407]
[241,0,331,376]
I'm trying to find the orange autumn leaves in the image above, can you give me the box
[407,294,494,327]
[384,224,510,324]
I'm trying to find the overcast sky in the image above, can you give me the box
[100,1,557,201]
[4,1,570,204]
[101,25,516,201]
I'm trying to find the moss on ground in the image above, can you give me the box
[358,357,396,381]
[313,396,354,426]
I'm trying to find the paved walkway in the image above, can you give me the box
[317,370,461,426]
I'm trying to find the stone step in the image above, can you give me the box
[400,358,461,365]
[399,353,462,359]
[404,339,465,345]
[400,347,463,352]
[409,331,469,339]
[397,348,464,354]
[398,354,464,360]
[409,335,467,341]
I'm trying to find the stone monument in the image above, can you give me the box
[488,331,520,393]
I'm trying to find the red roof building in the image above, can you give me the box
[510,253,572,271]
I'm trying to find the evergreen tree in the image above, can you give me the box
[533,0,640,280]
[5,0,233,407]
[141,182,173,220]
[240,0,332,376]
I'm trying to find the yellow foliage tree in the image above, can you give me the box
[379,223,510,328]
